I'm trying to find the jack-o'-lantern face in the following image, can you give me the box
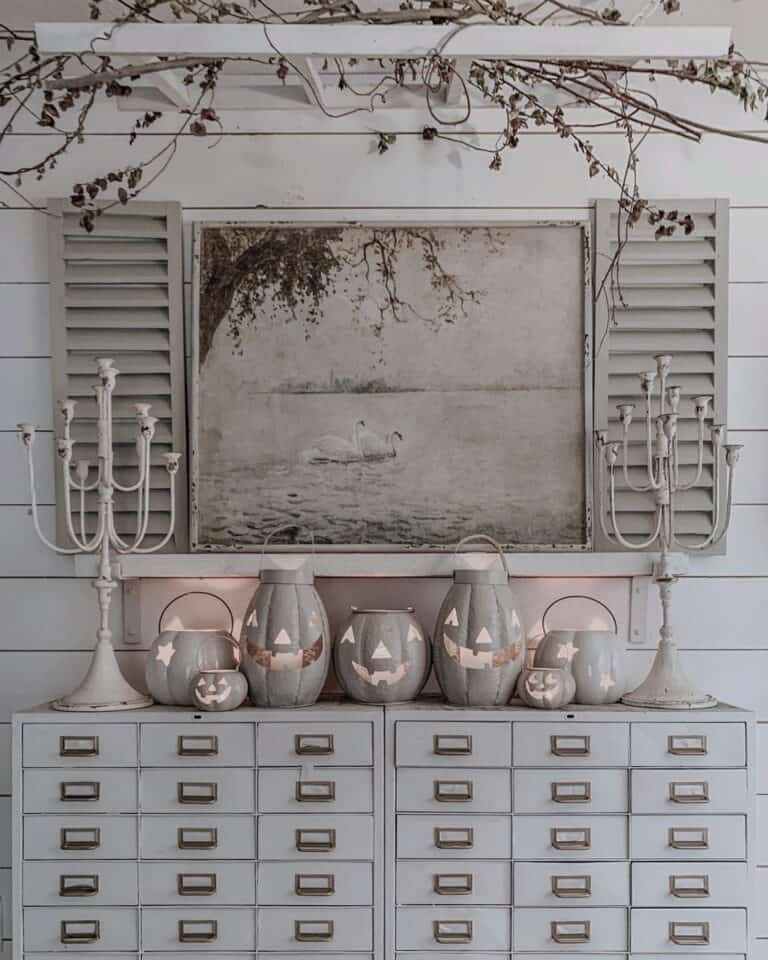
[350,639,413,688]
[193,673,233,705]
[442,605,523,670]
[245,629,324,672]
[523,669,561,703]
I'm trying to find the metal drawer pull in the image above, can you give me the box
[551,781,592,804]
[669,874,710,898]
[179,919,218,943]
[433,734,473,756]
[669,781,710,804]
[59,874,100,897]
[295,873,336,896]
[434,779,473,803]
[550,734,591,757]
[295,733,334,756]
[177,781,218,805]
[434,826,474,850]
[434,873,473,895]
[177,827,218,850]
[668,826,709,850]
[433,919,473,944]
[669,921,710,945]
[551,920,591,944]
[60,920,100,944]
[295,919,335,942]
[551,827,591,850]
[551,874,592,898]
[668,734,708,756]
[177,872,217,896]
[60,780,100,802]
[177,734,219,757]
[60,827,101,851]
[59,735,99,758]
[295,828,336,852]
[296,780,336,802]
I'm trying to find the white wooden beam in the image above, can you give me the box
[147,59,192,109]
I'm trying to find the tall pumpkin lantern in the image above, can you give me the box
[432,535,525,706]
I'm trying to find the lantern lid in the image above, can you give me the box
[260,567,315,585]
[454,568,508,585]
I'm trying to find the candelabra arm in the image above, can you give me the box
[23,440,81,555]
[62,458,105,552]
[608,469,664,550]
[111,436,150,493]
[674,418,706,492]
[621,430,655,493]
[677,461,735,551]
[116,468,178,554]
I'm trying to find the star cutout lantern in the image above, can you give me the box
[557,639,579,663]
[599,672,615,691]
[155,640,176,667]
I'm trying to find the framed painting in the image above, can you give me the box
[191,217,592,551]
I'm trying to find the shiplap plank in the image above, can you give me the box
[730,283,768,356]
[758,795,768,863]
[0,507,76,576]
[730,430,768,503]
[731,208,768,282]
[688,506,768,575]
[0,358,51,430]
[0,284,49,357]
[0,799,8,870]
[758,725,768,794]
[0,431,54,505]
[0,729,9,795]
[0,212,47,283]
[0,868,9,941]
[729,358,768,429]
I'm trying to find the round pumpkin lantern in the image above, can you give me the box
[334,608,430,704]
[240,568,330,708]
[191,668,248,712]
[517,666,576,710]
[432,535,525,706]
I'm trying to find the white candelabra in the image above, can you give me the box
[18,358,182,711]
[596,353,742,709]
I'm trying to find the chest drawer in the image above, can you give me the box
[258,722,372,765]
[630,815,746,861]
[141,815,256,860]
[397,768,510,813]
[142,906,256,951]
[396,815,511,860]
[23,906,138,952]
[631,722,746,768]
[23,724,137,768]
[258,768,372,813]
[258,814,373,861]
[397,861,511,905]
[140,861,255,904]
[514,723,628,767]
[515,906,627,953]
[631,769,748,814]
[513,815,627,860]
[259,861,373,905]
[514,861,629,907]
[514,769,627,814]
[140,723,254,767]
[395,722,511,767]
[630,908,747,954]
[141,768,254,813]
[24,816,138,860]
[396,906,510,952]
[23,861,137,906]
[23,770,137,814]
[259,906,373,952]
[631,862,749,907]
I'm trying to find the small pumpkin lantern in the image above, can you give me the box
[517,666,576,710]
[191,668,248,712]
[334,608,430,704]
[432,535,525,706]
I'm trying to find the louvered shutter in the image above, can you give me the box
[593,198,729,553]
[47,199,188,550]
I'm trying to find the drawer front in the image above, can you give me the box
[141,815,256,860]
[630,908,747,954]
[514,722,629,767]
[140,861,255,905]
[258,814,373,861]
[631,769,748,815]
[397,861,511,905]
[396,906,510,951]
[513,815,627,860]
[515,907,627,952]
[23,906,138,952]
[514,769,628,814]
[397,768,511,813]
[514,861,629,907]
[141,767,254,813]
[140,723,255,767]
[631,723,746,768]
[258,768,372,813]
[396,815,511,860]
[259,906,373,952]
[631,815,746,861]
[631,862,749,908]
[141,906,256,951]
[259,862,373,905]
[258,722,372,766]
[23,769,137,814]
[23,724,137,768]
[395,722,511,767]
[23,861,137,906]
[24,816,138,860]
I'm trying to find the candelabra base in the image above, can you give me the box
[51,640,153,712]
[621,640,717,710]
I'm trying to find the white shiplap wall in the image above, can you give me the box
[2,20,768,954]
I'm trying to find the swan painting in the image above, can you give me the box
[360,429,404,461]
[301,420,365,464]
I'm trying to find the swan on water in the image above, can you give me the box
[301,420,365,464]
[361,429,404,461]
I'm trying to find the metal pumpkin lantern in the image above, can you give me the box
[146,592,240,706]
[517,666,576,710]
[191,668,248,712]
[432,535,525,706]
[334,608,431,704]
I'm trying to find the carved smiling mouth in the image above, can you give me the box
[443,634,522,670]
[245,636,323,671]
[351,660,411,686]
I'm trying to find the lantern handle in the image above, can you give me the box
[260,525,316,574]
[453,533,510,578]
[158,591,235,636]
[541,594,618,635]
